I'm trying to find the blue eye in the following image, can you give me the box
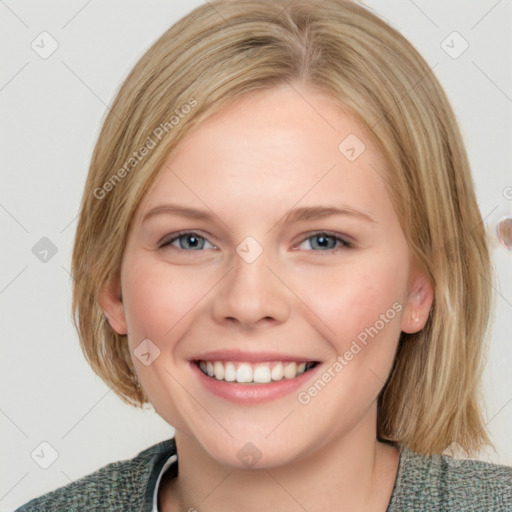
[159,231,352,252]
[298,232,352,251]
[159,232,215,251]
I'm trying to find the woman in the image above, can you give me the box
[16,0,512,510]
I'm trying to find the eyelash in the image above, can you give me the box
[158,230,353,252]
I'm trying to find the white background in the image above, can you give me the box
[1,1,511,510]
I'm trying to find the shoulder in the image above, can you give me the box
[15,438,176,512]
[388,445,512,512]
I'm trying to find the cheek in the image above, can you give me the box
[296,253,408,351]
[121,256,211,341]
[120,256,210,430]
[291,254,408,418]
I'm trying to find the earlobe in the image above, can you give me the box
[98,276,128,335]
[401,275,434,334]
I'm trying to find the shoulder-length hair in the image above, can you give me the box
[71,0,493,455]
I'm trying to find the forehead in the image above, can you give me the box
[137,84,394,226]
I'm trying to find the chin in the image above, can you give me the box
[197,432,309,471]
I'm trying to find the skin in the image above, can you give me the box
[100,83,434,511]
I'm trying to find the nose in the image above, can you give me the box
[211,246,291,329]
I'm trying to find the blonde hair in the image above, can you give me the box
[71,0,493,455]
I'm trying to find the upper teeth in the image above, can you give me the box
[198,361,314,383]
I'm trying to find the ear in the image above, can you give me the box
[400,266,434,334]
[97,275,127,335]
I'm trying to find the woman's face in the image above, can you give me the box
[102,83,431,468]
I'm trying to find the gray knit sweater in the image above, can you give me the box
[15,438,512,511]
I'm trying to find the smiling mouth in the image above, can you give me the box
[195,360,319,384]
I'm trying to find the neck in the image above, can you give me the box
[161,411,399,512]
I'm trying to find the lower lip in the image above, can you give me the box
[191,362,321,404]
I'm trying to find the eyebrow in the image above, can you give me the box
[281,205,376,224]
[141,203,376,225]
[142,204,213,223]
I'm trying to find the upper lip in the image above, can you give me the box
[190,350,319,363]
